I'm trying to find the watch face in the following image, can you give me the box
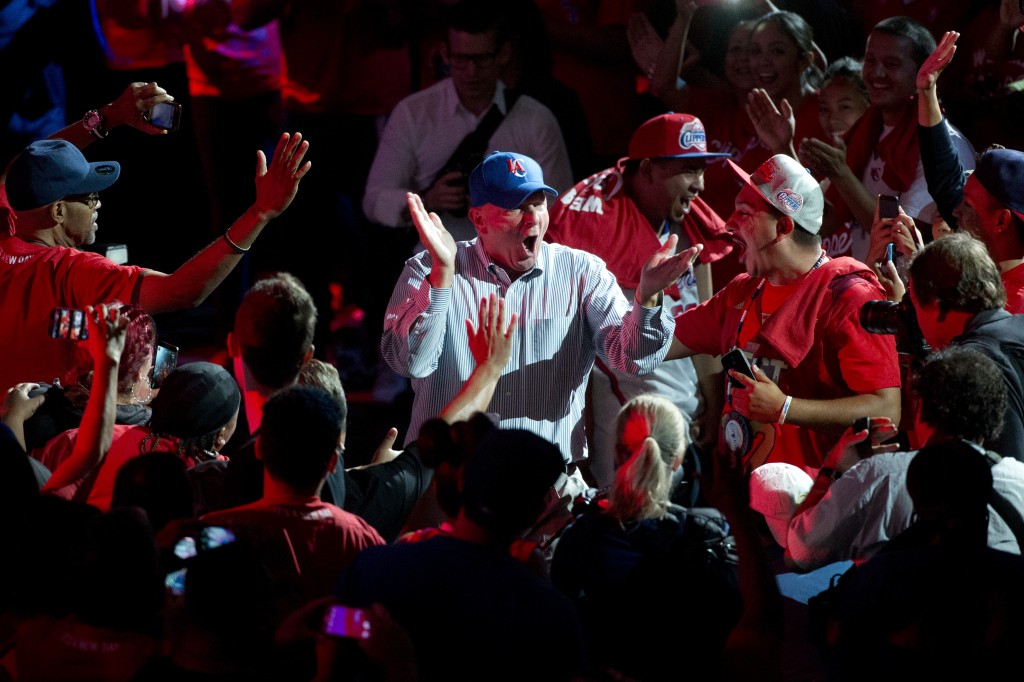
[84,111,101,128]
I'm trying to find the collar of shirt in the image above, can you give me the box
[445,78,509,119]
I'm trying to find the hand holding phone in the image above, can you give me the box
[722,348,756,389]
[852,416,873,459]
[322,604,372,640]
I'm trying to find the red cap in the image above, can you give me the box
[625,113,732,162]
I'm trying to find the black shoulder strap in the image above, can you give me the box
[435,89,521,178]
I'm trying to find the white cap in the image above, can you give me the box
[748,463,814,548]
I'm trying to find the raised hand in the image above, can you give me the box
[106,81,176,135]
[627,11,664,78]
[917,31,959,91]
[465,293,517,371]
[798,137,847,179]
[254,132,312,219]
[746,88,796,156]
[84,303,128,366]
[637,236,703,307]
[407,191,457,288]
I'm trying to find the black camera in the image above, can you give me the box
[859,293,931,357]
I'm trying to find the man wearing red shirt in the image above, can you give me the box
[667,154,901,471]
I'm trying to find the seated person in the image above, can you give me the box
[550,394,740,681]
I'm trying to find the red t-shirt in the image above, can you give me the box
[674,257,900,469]
[1003,263,1024,315]
[202,496,385,600]
[0,235,144,392]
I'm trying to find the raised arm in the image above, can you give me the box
[439,293,517,424]
[136,132,310,312]
[44,82,175,151]
[628,1,700,109]
[916,31,967,228]
[43,304,127,493]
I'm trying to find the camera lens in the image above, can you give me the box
[859,300,900,335]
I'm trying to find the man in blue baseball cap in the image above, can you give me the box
[381,150,698,513]
[0,132,310,394]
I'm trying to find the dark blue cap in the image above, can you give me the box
[468,151,557,209]
[974,148,1024,219]
[5,140,120,211]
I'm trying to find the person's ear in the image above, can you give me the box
[50,201,65,224]
[993,208,1014,236]
[776,214,795,237]
[469,206,487,233]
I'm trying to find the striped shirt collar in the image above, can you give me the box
[470,236,547,282]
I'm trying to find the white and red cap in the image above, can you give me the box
[727,154,824,234]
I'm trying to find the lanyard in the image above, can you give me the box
[727,250,828,405]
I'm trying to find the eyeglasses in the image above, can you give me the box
[448,50,499,70]
[64,193,100,209]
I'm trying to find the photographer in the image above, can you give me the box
[905,232,1024,462]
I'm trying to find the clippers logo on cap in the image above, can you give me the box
[678,119,708,152]
[507,158,527,177]
[775,189,803,213]
[96,164,116,175]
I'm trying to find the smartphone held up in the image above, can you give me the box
[322,605,372,640]
[49,307,88,341]
[145,101,182,132]
[877,194,900,220]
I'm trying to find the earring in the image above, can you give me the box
[131,376,153,405]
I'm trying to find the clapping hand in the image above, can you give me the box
[466,293,517,372]
[637,236,702,308]
[407,192,457,288]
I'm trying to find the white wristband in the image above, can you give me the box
[778,395,793,425]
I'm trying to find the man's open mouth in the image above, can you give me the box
[523,235,538,251]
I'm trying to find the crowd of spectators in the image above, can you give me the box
[4,1,1024,680]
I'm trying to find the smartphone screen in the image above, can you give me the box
[323,605,371,639]
[146,102,182,131]
[151,341,179,389]
[49,307,88,340]
[878,194,900,220]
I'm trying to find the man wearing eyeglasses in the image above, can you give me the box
[0,133,309,394]
[361,0,573,401]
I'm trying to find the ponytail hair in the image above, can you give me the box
[608,394,687,522]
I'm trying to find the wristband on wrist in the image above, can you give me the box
[223,229,249,254]
[778,395,793,424]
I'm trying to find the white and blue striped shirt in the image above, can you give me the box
[382,238,675,462]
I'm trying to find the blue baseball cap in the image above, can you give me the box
[5,139,120,211]
[974,148,1024,221]
[469,151,557,210]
